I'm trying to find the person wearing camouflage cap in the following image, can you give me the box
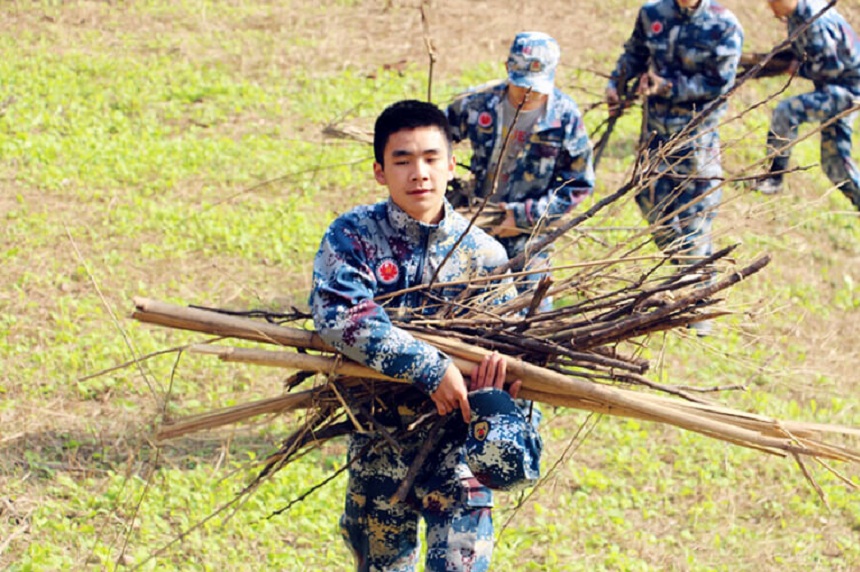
[311,100,529,571]
[753,0,860,210]
[447,31,595,308]
[605,0,744,337]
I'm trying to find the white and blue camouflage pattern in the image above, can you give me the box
[446,80,595,269]
[465,388,542,492]
[506,31,560,95]
[311,197,515,571]
[766,0,860,209]
[608,0,743,261]
[311,198,514,396]
[608,0,744,134]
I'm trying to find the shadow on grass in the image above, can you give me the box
[0,428,292,481]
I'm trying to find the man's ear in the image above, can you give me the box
[447,153,456,181]
[373,162,386,186]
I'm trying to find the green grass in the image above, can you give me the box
[2,1,860,570]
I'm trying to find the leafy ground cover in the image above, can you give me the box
[1,1,859,570]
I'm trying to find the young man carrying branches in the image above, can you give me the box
[310,99,539,572]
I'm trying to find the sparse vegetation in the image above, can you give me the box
[1,1,859,571]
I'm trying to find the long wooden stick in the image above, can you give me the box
[156,391,313,441]
[177,342,859,462]
[133,297,330,351]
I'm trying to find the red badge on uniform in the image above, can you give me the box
[474,421,489,441]
[477,112,493,128]
[376,258,399,285]
[651,21,663,35]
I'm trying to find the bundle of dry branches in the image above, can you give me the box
[132,234,860,492]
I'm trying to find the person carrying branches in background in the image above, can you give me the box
[605,0,743,336]
[446,32,595,309]
[753,0,860,210]
[310,99,540,572]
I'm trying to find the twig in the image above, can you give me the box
[391,414,448,503]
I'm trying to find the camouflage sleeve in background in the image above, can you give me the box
[310,216,452,395]
[791,0,860,87]
[608,7,654,92]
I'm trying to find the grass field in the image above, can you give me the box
[2,1,859,570]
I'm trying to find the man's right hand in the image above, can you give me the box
[605,87,621,117]
[431,362,471,423]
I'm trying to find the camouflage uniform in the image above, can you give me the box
[766,0,860,209]
[446,80,595,275]
[310,198,515,571]
[608,0,743,260]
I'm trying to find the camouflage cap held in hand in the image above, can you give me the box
[465,387,542,491]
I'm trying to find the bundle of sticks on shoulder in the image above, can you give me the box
[133,231,860,496]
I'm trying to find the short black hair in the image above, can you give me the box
[373,100,453,166]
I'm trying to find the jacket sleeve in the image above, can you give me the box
[508,110,595,229]
[666,21,744,104]
[310,219,452,394]
[799,19,855,81]
[446,94,470,144]
[608,10,652,93]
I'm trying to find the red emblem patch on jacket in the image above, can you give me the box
[473,421,489,441]
[477,112,493,128]
[376,258,399,285]
[651,21,663,35]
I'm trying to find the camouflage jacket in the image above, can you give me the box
[788,0,860,93]
[310,198,514,395]
[446,80,594,233]
[609,0,743,134]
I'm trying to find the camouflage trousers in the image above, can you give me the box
[768,83,860,209]
[340,424,494,572]
[636,128,722,264]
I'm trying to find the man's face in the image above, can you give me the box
[373,126,454,225]
[767,0,797,19]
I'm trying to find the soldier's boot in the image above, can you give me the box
[754,176,784,195]
[753,153,788,195]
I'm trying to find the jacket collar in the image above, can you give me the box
[386,197,456,243]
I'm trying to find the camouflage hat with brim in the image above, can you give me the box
[506,31,560,95]
[465,388,542,491]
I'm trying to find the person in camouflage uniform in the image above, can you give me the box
[606,0,743,335]
[446,32,595,300]
[310,100,521,572]
[754,0,860,210]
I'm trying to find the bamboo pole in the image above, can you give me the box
[156,391,313,441]
[178,342,860,462]
[133,297,330,351]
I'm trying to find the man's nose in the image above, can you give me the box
[412,160,430,180]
